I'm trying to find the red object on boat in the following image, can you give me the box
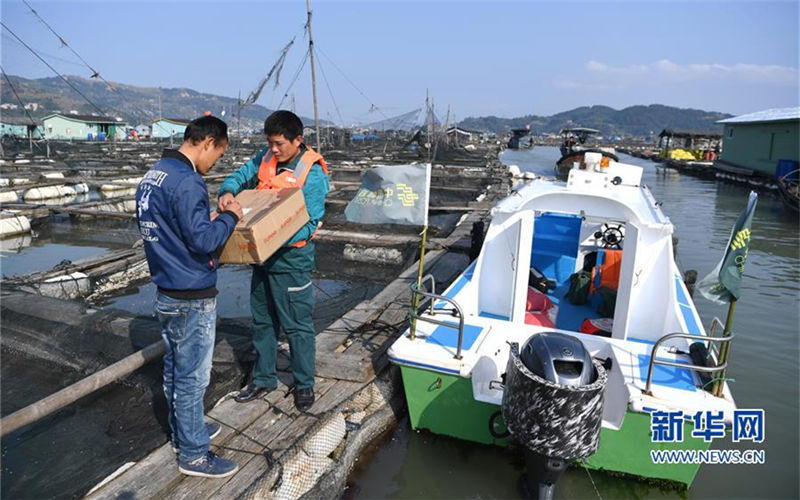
[525,287,556,327]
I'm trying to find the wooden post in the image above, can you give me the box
[409,225,428,341]
[306,0,322,152]
[0,340,165,437]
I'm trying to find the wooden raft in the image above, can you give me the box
[84,208,489,499]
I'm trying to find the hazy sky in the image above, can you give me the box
[1,0,798,124]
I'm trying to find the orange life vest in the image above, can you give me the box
[591,248,623,293]
[256,146,328,248]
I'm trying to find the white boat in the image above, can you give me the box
[388,159,737,488]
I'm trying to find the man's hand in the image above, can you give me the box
[226,200,243,220]
[217,192,235,213]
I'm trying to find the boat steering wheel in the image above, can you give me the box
[595,224,624,249]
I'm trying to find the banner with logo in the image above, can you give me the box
[697,191,758,304]
[344,163,432,226]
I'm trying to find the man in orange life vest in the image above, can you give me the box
[217,110,329,411]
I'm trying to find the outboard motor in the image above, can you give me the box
[501,332,607,500]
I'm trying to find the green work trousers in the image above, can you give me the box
[249,267,315,390]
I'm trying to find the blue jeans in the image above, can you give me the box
[155,292,216,463]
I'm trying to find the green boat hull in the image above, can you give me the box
[400,365,708,487]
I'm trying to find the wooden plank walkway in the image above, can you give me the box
[83,205,489,499]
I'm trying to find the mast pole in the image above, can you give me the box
[237,90,242,142]
[712,299,737,396]
[306,0,321,152]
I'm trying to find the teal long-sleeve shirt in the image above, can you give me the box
[219,144,329,271]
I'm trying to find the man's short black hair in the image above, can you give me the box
[184,116,228,146]
[263,110,303,140]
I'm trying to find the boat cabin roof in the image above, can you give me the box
[495,166,671,230]
[559,127,599,135]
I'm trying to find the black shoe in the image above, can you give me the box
[294,387,314,412]
[234,383,273,403]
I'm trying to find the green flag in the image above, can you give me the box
[697,191,758,304]
[344,163,432,226]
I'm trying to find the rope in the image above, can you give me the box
[22,0,104,81]
[702,376,735,390]
[314,53,345,128]
[0,66,38,126]
[275,48,310,111]
[1,22,106,116]
[1,31,83,67]
[581,462,604,499]
[316,46,390,121]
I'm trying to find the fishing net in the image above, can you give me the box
[239,381,393,500]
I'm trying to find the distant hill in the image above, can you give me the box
[458,104,734,138]
[0,75,313,131]
[1,75,733,138]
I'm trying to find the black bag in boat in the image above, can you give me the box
[596,286,617,317]
[529,267,556,293]
[565,270,591,305]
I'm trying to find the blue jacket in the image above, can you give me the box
[136,150,239,296]
[219,144,329,272]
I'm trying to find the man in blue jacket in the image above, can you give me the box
[136,115,243,478]
[217,110,329,412]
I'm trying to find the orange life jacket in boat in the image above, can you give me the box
[256,146,328,248]
[591,248,623,293]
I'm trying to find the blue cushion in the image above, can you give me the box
[637,354,697,391]
[531,213,582,286]
[426,323,484,351]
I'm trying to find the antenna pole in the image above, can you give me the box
[306,0,321,152]
[237,90,242,142]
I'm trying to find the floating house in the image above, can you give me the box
[134,124,152,138]
[446,126,481,145]
[42,113,124,140]
[151,118,191,139]
[657,129,722,160]
[0,117,42,139]
[716,107,800,177]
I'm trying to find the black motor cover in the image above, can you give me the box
[501,333,607,461]
[520,332,597,386]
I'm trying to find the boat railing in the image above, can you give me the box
[643,325,734,396]
[410,274,467,360]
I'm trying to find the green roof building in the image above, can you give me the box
[717,107,799,177]
[0,117,43,139]
[42,113,124,140]
[151,118,191,139]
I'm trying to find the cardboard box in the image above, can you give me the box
[215,188,309,264]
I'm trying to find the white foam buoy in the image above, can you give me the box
[343,244,404,266]
[39,172,65,181]
[0,191,19,203]
[0,214,31,237]
[39,272,91,299]
[508,164,522,178]
[101,187,137,200]
[0,232,32,252]
[23,185,78,201]
[100,177,142,192]
[71,183,90,194]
